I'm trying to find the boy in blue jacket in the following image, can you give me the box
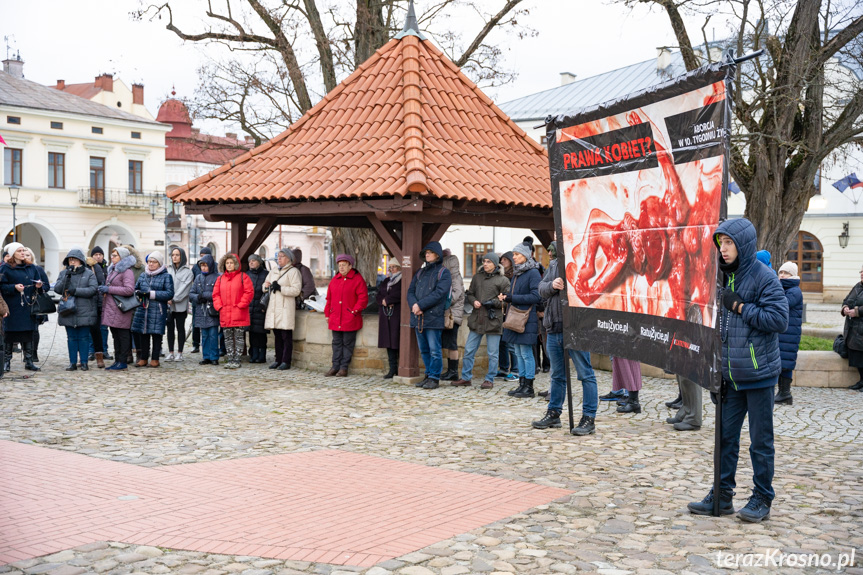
[688,218,789,523]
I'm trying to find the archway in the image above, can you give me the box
[2,221,63,281]
[785,231,823,293]
[88,222,137,259]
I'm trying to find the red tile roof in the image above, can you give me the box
[156,98,252,165]
[54,82,102,100]
[169,35,550,208]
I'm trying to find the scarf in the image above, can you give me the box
[145,265,167,277]
[388,272,402,287]
[513,258,539,276]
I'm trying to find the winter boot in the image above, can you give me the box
[4,342,11,373]
[774,376,793,405]
[22,341,40,371]
[616,390,641,413]
[688,488,735,516]
[441,358,459,381]
[384,348,398,379]
[508,376,527,396]
[570,415,596,436]
[738,492,771,523]
[531,409,562,429]
[512,378,535,398]
[95,352,105,369]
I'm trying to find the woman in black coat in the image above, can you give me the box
[0,242,49,372]
[842,264,863,390]
[376,260,402,378]
[54,248,99,371]
[246,254,269,363]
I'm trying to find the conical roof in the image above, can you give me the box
[168,34,550,208]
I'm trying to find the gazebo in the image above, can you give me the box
[168,6,553,378]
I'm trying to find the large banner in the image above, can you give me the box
[547,63,731,390]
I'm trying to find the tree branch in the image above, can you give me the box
[454,0,523,68]
[818,14,863,67]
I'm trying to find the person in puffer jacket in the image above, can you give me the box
[100,247,137,371]
[407,242,451,389]
[131,251,174,368]
[189,255,220,365]
[775,261,802,406]
[213,253,253,369]
[54,248,99,371]
[688,218,788,524]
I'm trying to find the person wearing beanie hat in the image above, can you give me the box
[0,242,48,373]
[245,254,270,363]
[439,248,466,381]
[131,250,174,368]
[165,247,194,362]
[324,252,368,376]
[495,251,518,380]
[376,259,402,378]
[499,243,542,398]
[407,241,451,388]
[264,248,302,370]
[90,246,104,257]
[775,261,803,405]
[451,253,510,389]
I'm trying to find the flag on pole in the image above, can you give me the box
[832,173,862,192]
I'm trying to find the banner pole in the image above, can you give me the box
[565,351,575,432]
[712,380,724,515]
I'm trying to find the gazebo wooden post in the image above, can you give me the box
[396,217,423,381]
[230,222,248,257]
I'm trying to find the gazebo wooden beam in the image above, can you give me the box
[532,229,554,249]
[237,217,278,264]
[186,198,422,218]
[421,222,450,248]
[230,222,248,257]
[368,214,403,261]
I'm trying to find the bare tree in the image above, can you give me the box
[624,0,863,265]
[136,0,532,283]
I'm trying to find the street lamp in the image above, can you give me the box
[839,222,850,249]
[8,186,19,243]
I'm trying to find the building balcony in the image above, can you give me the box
[78,187,165,210]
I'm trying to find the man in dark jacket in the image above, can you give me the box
[452,253,509,389]
[531,241,598,434]
[688,218,789,523]
[407,241,451,389]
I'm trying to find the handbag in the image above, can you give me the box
[834,334,849,359]
[444,308,455,329]
[205,300,221,318]
[260,291,271,313]
[58,294,77,317]
[502,303,531,333]
[112,293,140,313]
[30,291,56,316]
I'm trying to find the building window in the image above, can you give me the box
[540,135,548,148]
[4,148,22,185]
[92,126,103,134]
[48,152,65,189]
[128,160,143,193]
[131,131,141,139]
[7,116,20,124]
[89,157,105,204]
[50,121,63,130]
[464,242,495,279]
[534,244,550,269]
[786,231,823,293]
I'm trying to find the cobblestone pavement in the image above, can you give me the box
[1,319,861,574]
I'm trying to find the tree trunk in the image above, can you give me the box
[355,0,388,66]
[332,227,382,287]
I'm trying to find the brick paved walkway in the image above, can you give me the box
[0,441,568,566]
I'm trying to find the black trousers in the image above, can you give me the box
[273,329,293,365]
[249,332,268,349]
[166,311,187,352]
[138,334,164,362]
[88,323,104,354]
[110,328,132,364]
[331,330,357,370]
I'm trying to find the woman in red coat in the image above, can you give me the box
[213,253,254,369]
[324,254,369,376]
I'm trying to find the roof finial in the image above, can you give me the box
[171,84,176,97]
[396,0,426,40]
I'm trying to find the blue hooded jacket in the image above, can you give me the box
[407,241,452,330]
[755,250,773,270]
[778,277,803,378]
[189,255,220,329]
[714,219,789,388]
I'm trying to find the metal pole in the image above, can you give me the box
[712,380,724,515]
[11,202,16,243]
[564,350,575,432]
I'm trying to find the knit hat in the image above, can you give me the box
[336,253,355,267]
[113,247,131,259]
[90,246,104,256]
[277,247,295,263]
[248,254,264,267]
[388,259,401,268]
[778,261,799,278]
[482,252,500,267]
[4,242,24,257]
[199,246,212,256]
[547,241,557,258]
[512,243,532,259]
[500,251,513,265]
[147,251,165,265]
[522,236,535,252]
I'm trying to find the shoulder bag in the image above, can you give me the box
[501,275,531,333]
[58,294,77,317]
[30,291,56,316]
[112,293,140,313]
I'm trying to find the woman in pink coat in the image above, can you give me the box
[99,247,137,370]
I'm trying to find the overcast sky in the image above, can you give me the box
[3,0,723,135]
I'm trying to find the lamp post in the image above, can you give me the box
[8,186,20,243]
[839,222,850,249]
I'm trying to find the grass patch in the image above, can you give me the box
[799,335,834,351]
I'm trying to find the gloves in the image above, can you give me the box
[67,287,76,296]
[135,290,147,299]
[270,281,281,292]
[722,290,744,313]
[97,285,109,295]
